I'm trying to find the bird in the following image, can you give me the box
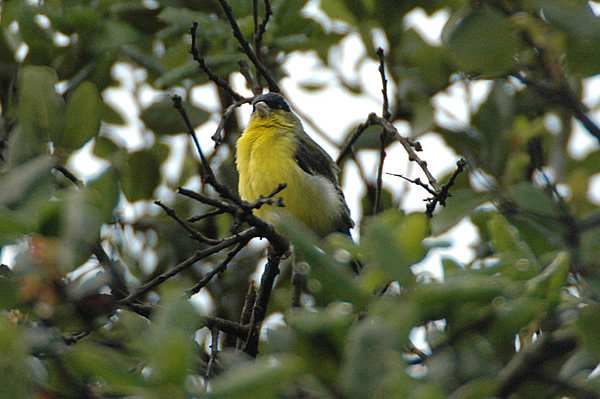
[235,92,355,240]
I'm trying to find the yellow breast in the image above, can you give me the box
[236,114,340,236]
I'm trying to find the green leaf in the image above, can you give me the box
[339,321,401,399]
[90,19,142,55]
[64,341,141,387]
[448,377,496,399]
[505,182,562,219]
[320,0,357,25]
[362,210,429,287]
[443,7,519,75]
[120,149,161,202]
[0,275,17,308]
[277,214,368,308]
[487,213,541,276]
[398,29,452,91]
[524,251,569,304]
[210,354,304,399]
[473,81,514,176]
[431,189,490,236]
[577,304,600,360]
[541,1,600,75]
[93,136,122,160]
[0,155,56,209]
[101,102,126,125]
[141,99,209,135]
[288,305,355,384]
[17,66,64,156]
[87,167,120,223]
[60,82,102,151]
[413,274,506,314]
[0,319,30,399]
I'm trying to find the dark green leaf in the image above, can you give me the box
[60,82,102,151]
[362,210,429,287]
[432,189,490,236]
[17,66,64,155]
[141,99,209,135]
[120,149,161,202]
[0,155,55,209]
[443,7,519,75]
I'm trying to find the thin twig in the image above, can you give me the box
[190,22,243,102]
[155,200,221,245]
[211,97,251,146]
[252,0,272,92]
[496,333,577,398]
[118,227,261,305]
[386,173,437,196]
[424,158,467,217]
[93,244,129,300]
[172,95,247,207]
[178,186,289,253]
[241,251,284,357]
[185,240,251,297]
[205,315,250,338]
[369,113,441,192]
[236,282,257,349]
[188,208,227,223]
[512,72,600,144]
[373,47,390,215]
[337,118,376,165]
[206,326,220,379]
[54,165,83,187]
[377,48,391,121]
[217,0,279,92]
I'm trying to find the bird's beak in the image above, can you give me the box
[254,101,271,118]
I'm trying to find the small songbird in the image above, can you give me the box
[235,92,354,239]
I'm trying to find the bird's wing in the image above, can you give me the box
[293,133,354,234]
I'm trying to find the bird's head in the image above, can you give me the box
[251,92,291,119]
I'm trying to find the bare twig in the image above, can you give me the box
[252,0,272,92]
[188,208,227,223]
[374,47,390,215]
[377,48,391,121]
[178,186,289,253]
[337,118,377,165]
[93,244,129,300]
[155,200,220,245]
[217,0,279,92]
[211,97,251,146]
[236,282,257,349]
[204,315,249,338]
[291,256,304,308]
[512,72,600,144]
[369,113,441,192]
[240,251,284,357]
[190,22,243,102]
[386,173,436,196]
[424,158,467,217]
[54,165,83,187]
[118,227,261,305]
[185,240,251,297]
[496,333,577,398]
[172,95,248,207]
[206,326,220,379]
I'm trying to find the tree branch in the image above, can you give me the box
[496,333,577,398]
[118,227,261,305]
[217,0,279,92]
[190,22,243,102]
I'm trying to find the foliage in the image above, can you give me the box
[1,0,600,398]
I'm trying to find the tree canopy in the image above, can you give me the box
[1,0,600,398]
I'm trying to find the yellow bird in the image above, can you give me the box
[235,92,355,239]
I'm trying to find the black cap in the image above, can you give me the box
[252,92,291,113]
